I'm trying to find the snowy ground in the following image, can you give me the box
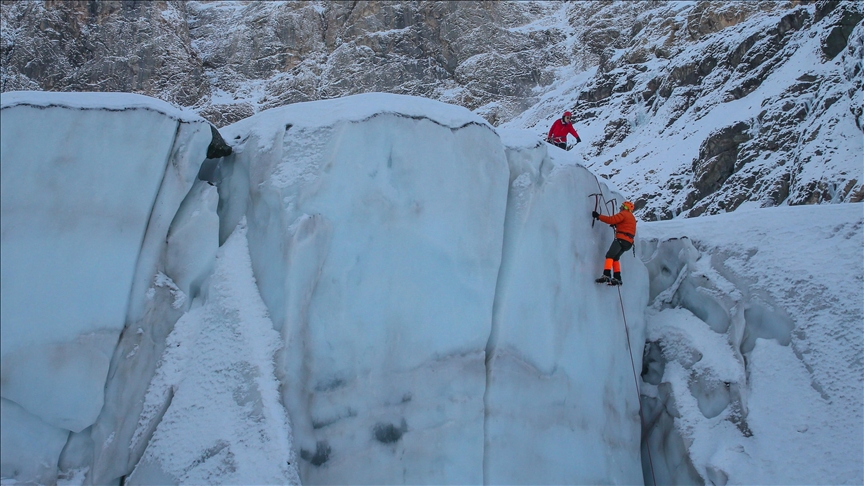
[127,220,300,484]
[639,202,864,485]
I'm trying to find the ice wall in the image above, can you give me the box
[487,132,648,484]
[216,96,648,484]
[217,95,508,484]
[0,92,651,485]
[0,92,211,484]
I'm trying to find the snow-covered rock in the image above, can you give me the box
[516,1,864,218]
[3,1,860,218]
[0,1,208,107]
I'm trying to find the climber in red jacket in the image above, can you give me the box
[592,200,637,286]
[546,111,581,150]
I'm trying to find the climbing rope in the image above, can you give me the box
[616,285,658,486]
[590,175,658,486]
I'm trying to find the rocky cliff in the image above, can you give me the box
[2,0,861,218]
[555,0,863,217]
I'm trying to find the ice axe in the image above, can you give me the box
[606,197,618,214]
[589,193,601,227]
[589,193,619,227]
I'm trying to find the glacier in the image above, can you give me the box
[212,95,652,484]
[1,91,649,485]
[2,91,861,485]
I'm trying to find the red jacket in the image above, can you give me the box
[547,119,579,144]
[598,210,637,243]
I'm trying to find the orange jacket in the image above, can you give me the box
[598,210,637,243]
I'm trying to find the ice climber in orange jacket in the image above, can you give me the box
[546,111,581,150]
[592,200,637,286]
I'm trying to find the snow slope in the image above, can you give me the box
[639,203,864,485]
[127,221,299,485]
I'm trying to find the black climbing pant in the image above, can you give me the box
[605,238,633,261]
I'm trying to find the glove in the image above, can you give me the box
[576,136,582,144]
[592,211,600,219]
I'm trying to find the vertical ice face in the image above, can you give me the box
[486,134,649,485]
[0,399,70,485]
[216,98,650,484]
[0,92,211,483]
[219,94,512,484]
[0,92,654,485]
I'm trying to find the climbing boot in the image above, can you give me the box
[608,277,622,286]
[596,269,612,284]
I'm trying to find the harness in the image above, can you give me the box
[612,227,636,256]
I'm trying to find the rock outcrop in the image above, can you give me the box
[2,1,861,218]
[558,0,862,218]
[2,1,564,126]
[0,1,208,107]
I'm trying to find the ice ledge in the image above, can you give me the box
[225,92,495,133]
[0,91,205,123]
